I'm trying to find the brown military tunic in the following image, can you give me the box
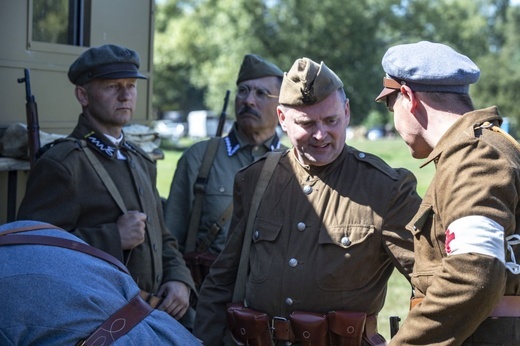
[391,107,520,345]
[17,114,195,294]
[194,144,421,345]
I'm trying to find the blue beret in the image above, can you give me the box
[375,41,480,102]
[68,44,147,85]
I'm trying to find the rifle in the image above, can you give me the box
[215,89,230,137]
[390,315,401,338]
[17,68,41,169]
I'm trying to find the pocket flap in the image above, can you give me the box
[318,225,375,248]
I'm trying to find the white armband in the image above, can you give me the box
[446,215,505,263]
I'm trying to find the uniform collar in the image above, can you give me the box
[71,114,137,159]
[224,123,283,157]
[420,106,502,168]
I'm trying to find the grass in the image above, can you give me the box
[155,137,435,341]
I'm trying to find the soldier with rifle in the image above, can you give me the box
[17,44,196,326]
[163,54,287,294]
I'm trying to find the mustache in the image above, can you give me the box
[238,106,260,118]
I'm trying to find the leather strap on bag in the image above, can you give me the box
[232,151,283,302]
[77,294,153,346]
[0,224,152,345]
[186,137,221,253]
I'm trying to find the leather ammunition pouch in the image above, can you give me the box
[226,303,273,346]
[290,311,328,346]
[226,303,384,346]
[328,311,366,346]
[183,251,217,290]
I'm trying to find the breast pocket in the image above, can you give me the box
[410,204,444,288]
[316,225,379,291]
[249,218,282,284]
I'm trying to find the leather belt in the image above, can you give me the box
[410,296,520,317]
[270,314,378,342]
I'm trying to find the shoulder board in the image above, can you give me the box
[349,146,400,180]
[123,140,154,163]
[36,137,84,160]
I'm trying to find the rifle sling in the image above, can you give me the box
[62,139,131,263]
[196,202,234,252]
[232,151,283,302]
[185,137,221,253]
[81,143,128,214]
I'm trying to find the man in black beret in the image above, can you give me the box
[163,54,287,291]
[376,41,520,345]
[194,57,421,345]
[17,44,196,324]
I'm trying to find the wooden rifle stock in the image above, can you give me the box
[17,68,41,169]
[215,89,230,137]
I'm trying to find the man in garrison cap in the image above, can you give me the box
[17,44,196,325]
[194,57,421,346]
[375,41,520,345]
[163,54,287,294]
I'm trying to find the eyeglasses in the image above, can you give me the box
[236,85,278,100]
[385,92,399,112]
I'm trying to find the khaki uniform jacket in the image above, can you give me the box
[17,114,195,294]
[391,107,520,345]
[164,124,285,254]
[193,145,422,345]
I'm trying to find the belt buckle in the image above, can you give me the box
[272,316,292,343]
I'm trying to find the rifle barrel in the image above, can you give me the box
[216,89,231,137]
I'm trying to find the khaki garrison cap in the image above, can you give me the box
[68,44,147,86]
[279,57,343,106]
[236,54,284,85]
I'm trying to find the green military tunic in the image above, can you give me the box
[164,124,284,254]
[194,144,421,345]
[391,107,520,345]
[17,114,195,294]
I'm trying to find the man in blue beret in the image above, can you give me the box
[376,41,520,345]
[0,220,201,345]
[17,44,196,326]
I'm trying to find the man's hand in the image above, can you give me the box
[117,210,147,250]
[156,281,191,320]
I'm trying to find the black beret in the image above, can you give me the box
[68,44,147,85]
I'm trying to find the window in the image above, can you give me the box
[31,0,91,47]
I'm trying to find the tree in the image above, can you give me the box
[153,0,520,134]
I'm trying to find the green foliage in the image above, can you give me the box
[153,0,520,133]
